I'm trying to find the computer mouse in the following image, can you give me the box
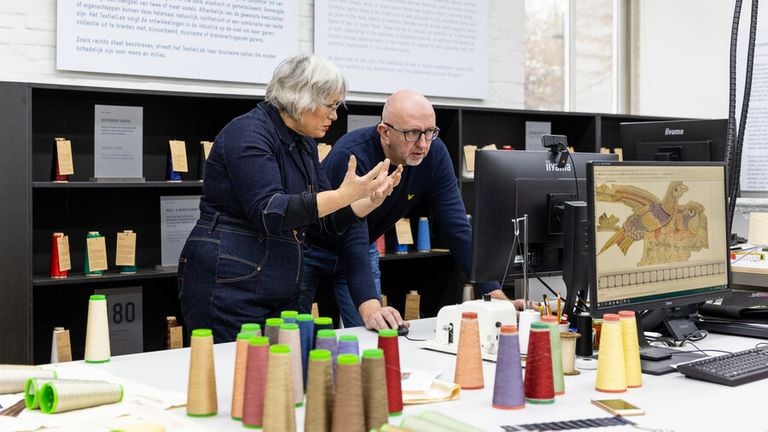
[397,324,409,336]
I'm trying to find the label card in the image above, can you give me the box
[525,121,551,150]
[52,328,72,363]
[613,147,624,161]
[95,286,144,356]
[482,144,497,150]
[395,218,414,245]
[94,105,143,179]
[115,231,137,266]
[160,196,201,267]
[56,139,75,175]
[57,235,72,271]
[201,141,213,160]
[463,145,477,172]
[169,326,183,349]
[169,140,189,173]
[405,291,421,320]
[317,143,332,162]
[87,236,108,271]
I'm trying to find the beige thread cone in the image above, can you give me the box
[262,344,296,432]
[361,349,389,431]
[454,312,484,389]
[84,294,111,363]
[278,323,304,407]
[186,328,218,416]
[331,354,365,432]
[304,349,333,432]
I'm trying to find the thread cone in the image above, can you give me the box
[595,314,627,393]
[454,312,483,389]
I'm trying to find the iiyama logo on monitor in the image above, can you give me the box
[545,160,571,172]
[664,127,684,136]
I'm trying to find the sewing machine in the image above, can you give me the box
[419,296,517,361]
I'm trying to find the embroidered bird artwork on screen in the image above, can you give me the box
[596,181,708,266]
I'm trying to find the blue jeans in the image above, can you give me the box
[178,213,302,343]
[299,242,381,327]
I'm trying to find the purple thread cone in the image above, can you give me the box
[492,325,525,410]
[338,335,359,356]
[315,329,338,378]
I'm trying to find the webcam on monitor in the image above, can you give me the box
[542,134,569,168]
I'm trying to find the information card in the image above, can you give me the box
[160,195,201,267]
[94,105,143,180]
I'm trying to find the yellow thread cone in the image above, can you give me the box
[619,311,642,388]
[595,314,627,393]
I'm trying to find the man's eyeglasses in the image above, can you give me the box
[383,122,440,143]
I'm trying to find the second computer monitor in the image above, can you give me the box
[587,161,730,317]
[619,119,727,162]
[470,150,617,283]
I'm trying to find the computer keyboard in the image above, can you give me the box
[676,346,768,386]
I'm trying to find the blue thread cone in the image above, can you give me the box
[338,335,359,357]
[297,314,314,387]
[493,325,525,409]
[395,242,408,254]
[167,150,182,181]
[416,217,431,252]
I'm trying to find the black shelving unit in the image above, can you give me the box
[0,82,678,364]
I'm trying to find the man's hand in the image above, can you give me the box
[487,288,525,311]
[358,299,409,330]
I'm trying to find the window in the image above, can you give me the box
[525,0,620,113]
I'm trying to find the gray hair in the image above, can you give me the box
[265,54,347,120]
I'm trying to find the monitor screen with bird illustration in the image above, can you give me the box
[587,161,730,314]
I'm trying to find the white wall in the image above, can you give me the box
[632,0,732,118]
[0,0,525,108]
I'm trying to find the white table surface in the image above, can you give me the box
[90,318,768,432]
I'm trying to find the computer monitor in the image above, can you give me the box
[619,119,727,162]
[470,150,618,284]
[587,161,730,373]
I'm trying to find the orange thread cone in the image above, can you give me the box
[454,312,484,389]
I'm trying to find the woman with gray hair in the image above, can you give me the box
[178,54,402,342]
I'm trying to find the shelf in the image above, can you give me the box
[33,181,204,189]
[379,250,452,262]
[33,267,178,286]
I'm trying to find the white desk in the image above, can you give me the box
[91,318,767,432]
[732,260,768,289]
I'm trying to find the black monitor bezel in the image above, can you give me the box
[586,160,731,318]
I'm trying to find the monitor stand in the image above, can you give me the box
[636,308,705,376]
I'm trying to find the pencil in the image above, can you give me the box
[543,294,551,316]
[556,291,561,322]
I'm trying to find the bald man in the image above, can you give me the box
[300,90,516,330]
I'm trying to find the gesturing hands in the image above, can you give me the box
[348,157,403,217]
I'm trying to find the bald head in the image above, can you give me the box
[382,89,435,125]
[377,89,437,166]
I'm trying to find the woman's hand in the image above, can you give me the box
[350,163,403,217]
[337,155,390,204]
